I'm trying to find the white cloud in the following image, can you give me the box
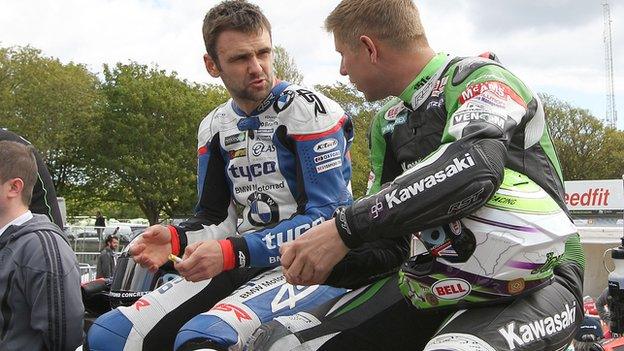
[0,0,622,128]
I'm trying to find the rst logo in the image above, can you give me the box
[229,161,276,181]
[431,278,471,300]
[313,138,338,153]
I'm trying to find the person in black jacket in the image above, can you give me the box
[0,128,63,228]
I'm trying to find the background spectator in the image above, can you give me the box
[0,140,83,350]
[96,234,118,278]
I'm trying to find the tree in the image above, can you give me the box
[273,45,303,84]
[0,45,103,207]
[315,83,389,198]
[541,93,612,180]
[94,62,229,224]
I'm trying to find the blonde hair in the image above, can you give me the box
[325,0,428,50]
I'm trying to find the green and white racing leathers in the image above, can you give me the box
[247,53,585,351]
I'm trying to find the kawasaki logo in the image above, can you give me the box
[498,302,576,350]
[385,154,475,209]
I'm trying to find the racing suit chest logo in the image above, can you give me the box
[228,161,276,181]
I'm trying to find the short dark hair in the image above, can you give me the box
[105,235,118,245]
[202,0,271,65]
[0,140,37,205]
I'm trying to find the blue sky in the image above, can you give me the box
[1,0,622,129]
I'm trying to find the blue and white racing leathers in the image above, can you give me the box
[86,81,355,351]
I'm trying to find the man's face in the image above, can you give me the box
[204,29,274,112]
[109,238,119,250]
[334,36,383,101]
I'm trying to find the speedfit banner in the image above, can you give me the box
[564,179,624,211]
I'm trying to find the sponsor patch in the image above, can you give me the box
[370,198,384,219]
[452,110,507,130]
[314,150,341,164]
[431,76,448,98]
[252,142,276,157]
[459,81,526,108]
[385,104,404,121]
[212,303,252,322]
[431,278,471,300]
[224,132,246,146]
[229,161,276,181]
[228,148,247,159]
[449,221,462,235]
[316,159,342,173]
[274,90,295,112]
[313,138,338,153]
[507,278,525,295]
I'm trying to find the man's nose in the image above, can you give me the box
[249,55,263,74]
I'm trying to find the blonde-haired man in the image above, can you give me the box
[250,0,584,350]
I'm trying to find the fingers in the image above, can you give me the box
[280,243,295,269]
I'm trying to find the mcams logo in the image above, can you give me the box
[498,302,576,350]
[385,153,476,209]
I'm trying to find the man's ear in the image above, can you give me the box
[359,35,378,64]
[7,178,24,199]
[204,53,221,78]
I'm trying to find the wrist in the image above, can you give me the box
[218,240,236,271]
[227,237,250,268]
[167,225,180,256]
[334,206,362,249]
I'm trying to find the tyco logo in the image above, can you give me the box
[229,161,276,181]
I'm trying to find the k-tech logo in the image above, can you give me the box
[498,302,576,350]
[386,153,476,209]
[262,217,324,250]
[431,279,471,300]
[229,161,276,181]
[224,132,246,146]
[313,138,338,153]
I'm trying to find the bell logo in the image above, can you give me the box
[431,278,471,300]
[134,298,151,311]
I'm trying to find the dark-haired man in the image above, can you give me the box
[86,1,407,350]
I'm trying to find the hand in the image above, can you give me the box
[280,219,349,286]
[129,225,171,272]
[174,240,224,282]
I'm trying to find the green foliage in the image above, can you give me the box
[0,45,103,201]
[273,45,303,84]
[315,83,389,198]
[541,93,624,180]
[93,62,228,224]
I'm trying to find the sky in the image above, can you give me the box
[1,0,623,130]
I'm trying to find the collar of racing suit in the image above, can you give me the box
[398,52,452,110]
